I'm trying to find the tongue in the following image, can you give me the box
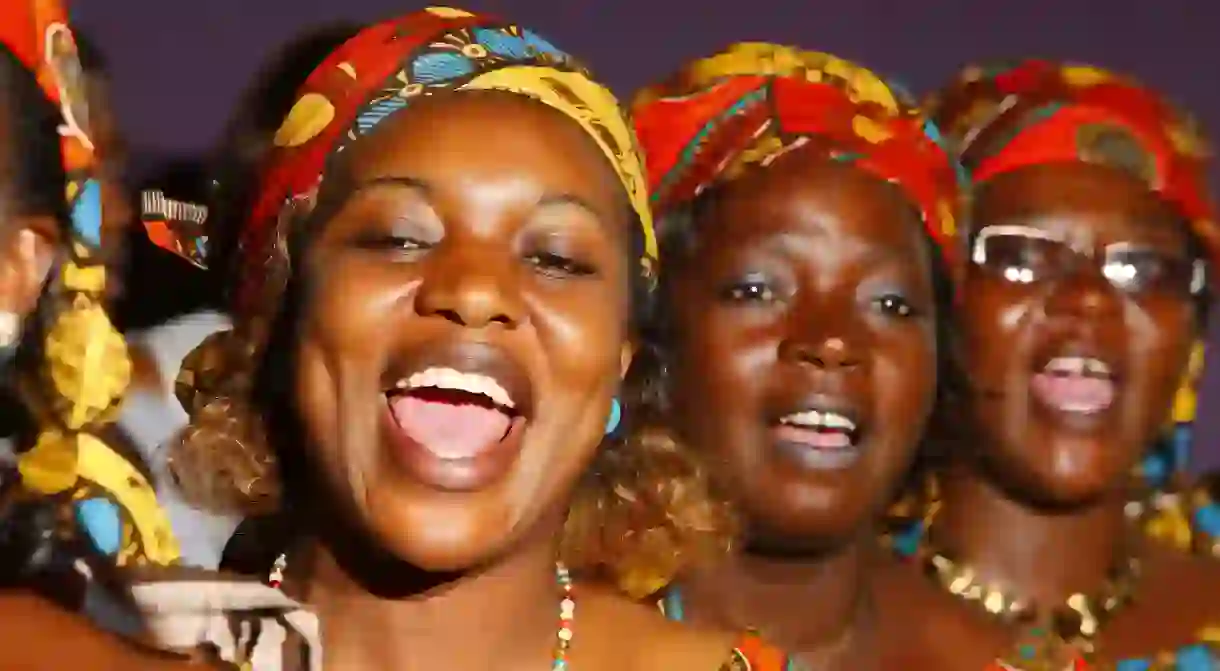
[773,425,852,450]
[1031,373,1114,413]
[389,395,512,459]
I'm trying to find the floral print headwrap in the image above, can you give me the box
[631,42,963,267]
[152,7,657,514]
[926,60,1220,553]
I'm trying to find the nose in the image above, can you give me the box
[1043,267,1121,322]
[778,330,863,372]
[413,245,526,329]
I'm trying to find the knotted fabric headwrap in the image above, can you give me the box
[928,60,1220,552]
[631,42,963,267]
[927,59,1217,275]
[151,7,657,514]
[146,6,657,316]
[2,0,179,566]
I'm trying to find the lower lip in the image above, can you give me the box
[382,403,526,493]
[770,425,861,471]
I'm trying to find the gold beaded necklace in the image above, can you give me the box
[894,499,1142,666]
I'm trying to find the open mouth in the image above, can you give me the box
[1030,355,1116,416]
[771,405,865,470]
[385,367,523,462]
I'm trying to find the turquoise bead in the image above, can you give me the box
[75,497,122,556]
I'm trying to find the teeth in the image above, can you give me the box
[1044,356,1111,377]
[393,367,514,408]
[780,409,856,432]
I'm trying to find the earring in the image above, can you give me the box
[604,396,621,436]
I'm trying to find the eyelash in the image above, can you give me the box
[872,293,918,318]
[524,251,596,278]
[352,234,430,253]
[351,233,596,279]
[722,279,776,303]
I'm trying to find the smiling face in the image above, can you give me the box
[293,91,633,571]
[663,150,939,551]
[959,162,1200,506]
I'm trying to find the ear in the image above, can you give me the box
[0,217,61,319]
[618,340,636,381]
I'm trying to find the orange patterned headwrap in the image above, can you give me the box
[927,59,1217,273]
[632,42,963,266]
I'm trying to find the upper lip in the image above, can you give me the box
[1031,338,1122,381]
[383,340,535,418]
[768,391,864,431]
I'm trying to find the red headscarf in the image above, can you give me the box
[927,59,1217,274]
[632,42,963,267]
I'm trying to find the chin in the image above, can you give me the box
[360,485,528,572]
[987,435,1125,510]
[743,490,871,549]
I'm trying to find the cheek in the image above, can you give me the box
[294,259,411,438]
[309,256,414,352]
[957,286,1035,372]
[670,308,776,432]
[1125,303,1196,404]
[529,278,629,393]
[872,326,938,424]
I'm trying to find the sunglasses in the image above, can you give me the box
[970,224,1206,297]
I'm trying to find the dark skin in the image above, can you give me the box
[663,149,986,669]
[285,91,736,671]
[0,100,60,327]
[925,162,1220,665]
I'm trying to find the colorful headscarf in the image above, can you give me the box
[151,8,659,515]
[1,0,179,566]
[926,60,1220,556]
[631,42,962,265]
[927,59,1217,273]
[147,6,657,316]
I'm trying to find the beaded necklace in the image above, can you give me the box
[886,493,1220,669]
[269,555,576,670]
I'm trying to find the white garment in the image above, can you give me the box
[117,310,241,569]
[132,579,320,671]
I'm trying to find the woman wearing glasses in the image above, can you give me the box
[892,60,1220,669]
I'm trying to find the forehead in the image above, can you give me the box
[696,150,927,254]
[972,163,1189,249]
[341,91,622,205]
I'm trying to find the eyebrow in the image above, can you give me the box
[350,176,605,222]
[352,175,433,196]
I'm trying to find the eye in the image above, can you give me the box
[720,278,776,303]
[1103,248,1193,295]
[872,293,917,318]
[351,234,432,255]
[524,251,597,278]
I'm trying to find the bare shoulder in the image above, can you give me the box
[1136,541,1220,621]
[576,587,742,671]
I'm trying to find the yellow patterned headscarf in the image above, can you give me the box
[3,0,179,567]
[145,6,658,313]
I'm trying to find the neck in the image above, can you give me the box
[303,537,562,671]
[682,530,874,654]
[936,462,1130,607]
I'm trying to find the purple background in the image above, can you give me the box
[73,0,1220,467]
